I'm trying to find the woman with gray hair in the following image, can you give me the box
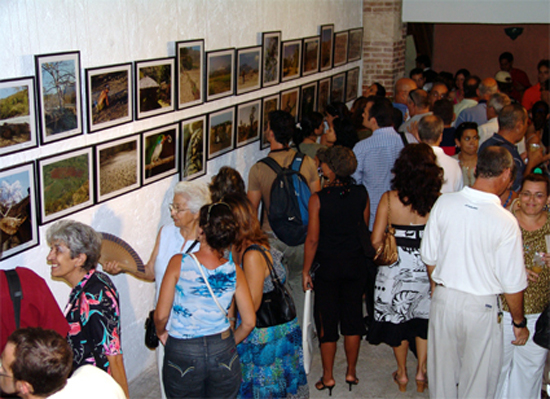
[46,219,129,397]
[103,179,210,396]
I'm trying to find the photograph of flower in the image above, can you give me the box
[208,107,234,159]
[281,39,302,82]
[236,100,261,148]
[135,57,175,120]
[181,115,207,180]
[142,124,179,185]
[262,31,281,87]
[176,39,204,109]
[236,46,262,95]
[206,49,235,102]
[320,24,334,71]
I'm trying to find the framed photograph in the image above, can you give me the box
[135,57,175,120]
[236,46,262,95]
[346,67,360,103]
[85,63,133,133]
[38,147,93,224]
[302,36,320,76]
[0,162,39,260]
[35,51,82,144]
[142,123,179,185]
[318,77,331,115]
[206,49,235,102]
[320,24,334,71]
[181,115,207,181]
[280,87,300,122]
[281,39,302,82]
[236,99,261,148]
[261,94,279,150]
[331,72,346,103]
[300,81,318,120]
[208,107,235,159]
[0,77,38,156]
[333,31,349,67]
[348,28,363,62]
[262,31,281,88]
[95,135,140,203]
[176,39,204,109]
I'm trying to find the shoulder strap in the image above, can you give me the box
[290,152,305,172]
[259,156,283,174]
[189,254,228,318]
[387,192,392,227]
[242,244,283,287]
[5,269,23,329]
[185,239,199,254]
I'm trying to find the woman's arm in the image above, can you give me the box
[302,193,320,291]
[154,254,182,344]
[233,266,256,344]
[364,192,371,228]
[106,353,129,398]
[371,191,390,250]
[241,250,269,311]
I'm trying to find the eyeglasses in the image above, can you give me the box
[169,204,189,213]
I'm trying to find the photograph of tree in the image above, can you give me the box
[281,40,302,82]
[320,24,334,71]
[318,77,331,115]
[86,63,133,132]
[0,162,38,260]
[176,40,204,109]
[96,135,140,202]
[142,124,179,185]
[39,147,93,224]
[302,36,320,76]
[208,107,234,159]
[333,31,349,67]
[331,72,346,103]
[262,31,281,87]
[206,49,235,101]
[181,115,206,180]
[236,46,262,95]
[348,28,364,62]
[35,51,82,144]
[236,100,260,148]
[136,58,175,120]
[300,82,318,120]
[261,94,279,150]
[0,77,38,156]
[346,67,360,102]
[280,87,300,121]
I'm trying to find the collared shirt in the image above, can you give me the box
[455,101,487,127]
[453,98,478,126]
[431,146,463,193]
[479,133,524,191]
[398,112,432,134]
[522,83,541,111]
[352,126,404,230]
[420,186,527,296]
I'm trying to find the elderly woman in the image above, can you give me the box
[369,143,443,393]
[103,180,210,396]
[302,146,370,395]
[46,220,129,397]
[155,202,256,399]
[495,174,550,399]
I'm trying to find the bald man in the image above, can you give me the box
[455,77,499,127]
[392,78,417,122]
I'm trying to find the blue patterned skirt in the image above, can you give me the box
[237,317,309,399]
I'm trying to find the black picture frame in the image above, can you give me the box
[348,28,364,62]
[302,36,320,77]
[333,31,349,67]
[318,77,331,115]
[262,31,281,88]
[181,115,207,181]
[280,87,301,122]
[176,39,205,110]
[320,24,334,72]
[0,162,39,260]
[135,57,175,120]
[0,77,38,156]
[331,72,346,103]
[207,107,235,160]
[300,81,318,120]
[206,48,235,102]
[261,94,279,150]
[346,67,360,103]
[236,45,262,95]
[35,51,82,144]
[142,123,180,185]
[236,99,261,148]
[281,39,302,83]
[85,62,133,133]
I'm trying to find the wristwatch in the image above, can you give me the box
[512,317,527,328]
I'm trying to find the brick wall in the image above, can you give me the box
[362,0,407,99]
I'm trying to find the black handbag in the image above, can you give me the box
[534,304,550,349]
[244,244,296,328]
[144,310,159,349]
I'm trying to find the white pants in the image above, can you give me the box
[495,312,548,399]
[428,286,503,399]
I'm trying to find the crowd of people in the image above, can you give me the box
[1,52,549,399]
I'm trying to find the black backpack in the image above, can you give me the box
[260,152,311,246]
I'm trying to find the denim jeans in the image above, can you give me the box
[163,330,241,399]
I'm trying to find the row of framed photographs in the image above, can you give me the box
[0,25,362,157]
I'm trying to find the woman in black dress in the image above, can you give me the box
[302,145,371,396]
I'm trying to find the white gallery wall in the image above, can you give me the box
[0,0,362,382]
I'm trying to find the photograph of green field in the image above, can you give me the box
[41,151,91,221]
[178,41,203,107]
[207,50,234,101]
[0,79,35,155]
[98,138,138,200]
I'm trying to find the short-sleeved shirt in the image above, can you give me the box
[0,267,69,351]
[65,270,122,374]
[522,83,541,111]
[479,133,524,191]
[248,148,319,231]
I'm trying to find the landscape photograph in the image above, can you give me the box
[143,125,178,184]
[333,32,349,66]
[207,50,234,101]
[280,88,300,121]
[318,78,331,114]
[331,73,346,103]
[40,148,92,223]
[262,31,281,87]
[348,28,363,61]
[281,40,302,82]
[236,100,260,147]
[177,40,203,108]
[136,58,174,119]
[0,78,37,155]
[300,82,317,119]
[261,95,279,149]
[208,108,234,159]
[182,116,206,180]
[346,68,360,102]
[302,37,320,76]
[320,25,334,71]
[0,163,38,260]
[97,136,139,202]
[236,47,261,95]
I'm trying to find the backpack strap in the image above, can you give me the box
[290,152,305,172]
[5,269,23,329]
[259,156,283,174]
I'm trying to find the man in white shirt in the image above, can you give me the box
[420,146,529,399]
[418,115,463,193]
[0,328,126,399]
[399,89,432,135]
[478,92,511,146]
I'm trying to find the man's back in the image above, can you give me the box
[50,365,126,399]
